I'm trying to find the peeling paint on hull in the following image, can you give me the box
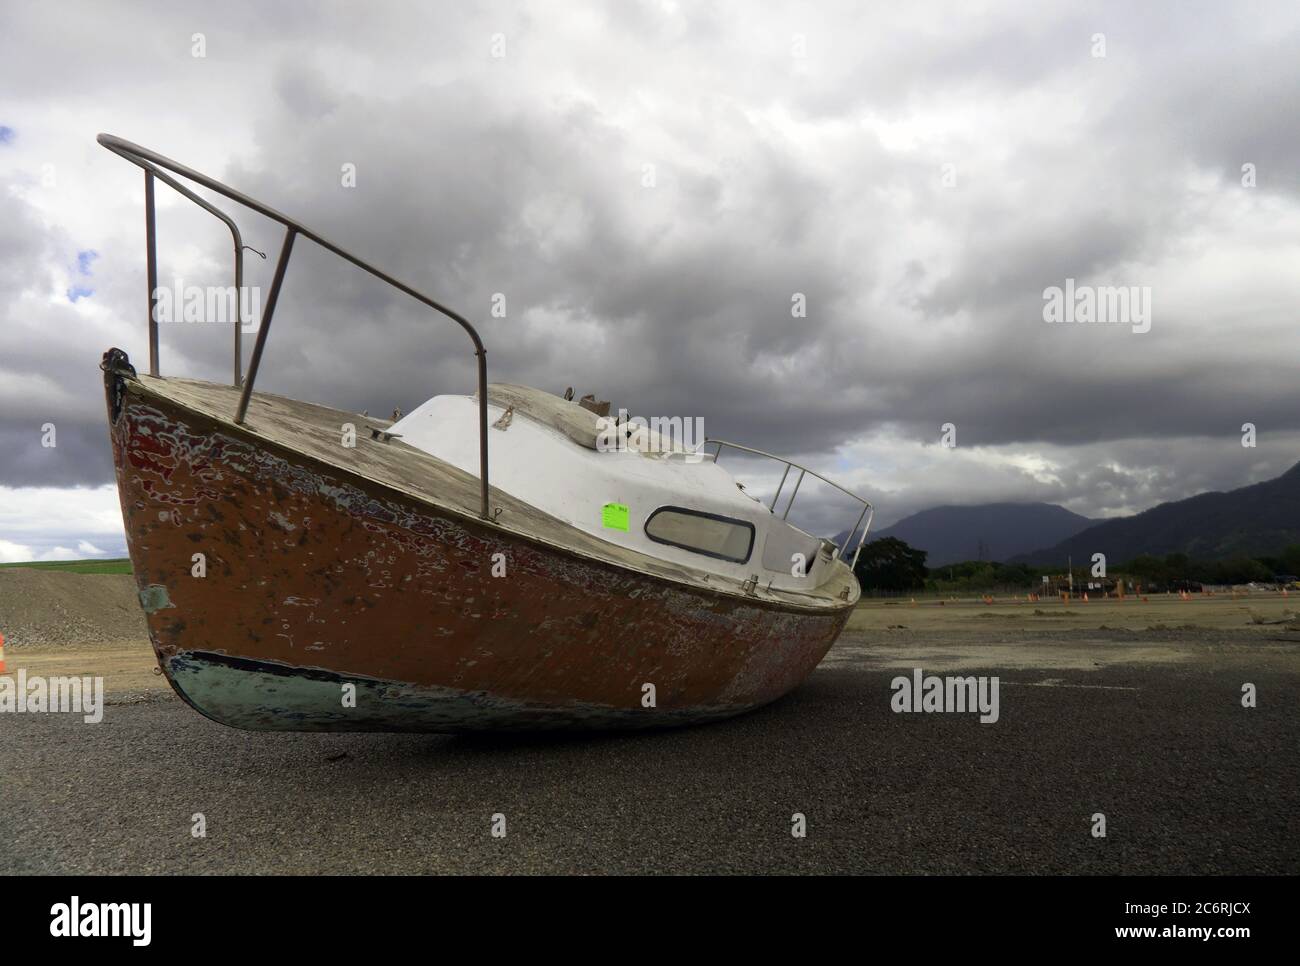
[103,364,854,733]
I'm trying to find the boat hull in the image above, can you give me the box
[103,359,853,732]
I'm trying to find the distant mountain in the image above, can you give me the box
[837,503,1095,567]
[1015,461,1300,566]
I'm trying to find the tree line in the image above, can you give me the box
[851,537,1300,594]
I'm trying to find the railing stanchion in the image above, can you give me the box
[235,227,296,425]
[841,505,869,563]
[782,469,805,520]
[476,348,490,520]
[851,508,874,570]
[233,242,243,388]
[770,463,791,512]
[144,171,159,377]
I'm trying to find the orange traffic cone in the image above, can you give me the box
[0,632,6,673]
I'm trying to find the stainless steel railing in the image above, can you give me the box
[97,134,491,521]
[705,438,875,569]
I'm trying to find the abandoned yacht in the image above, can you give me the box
[98,134,875,732]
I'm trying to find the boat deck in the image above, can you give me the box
[131,374,858,612]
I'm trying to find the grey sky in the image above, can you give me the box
[1,0,1297,559]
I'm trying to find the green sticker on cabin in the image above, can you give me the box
[602,502,630,531]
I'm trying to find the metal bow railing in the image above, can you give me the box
[706,438,875,569]
[97,134,491,521]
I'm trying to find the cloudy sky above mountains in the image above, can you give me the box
[2,0,1298,560]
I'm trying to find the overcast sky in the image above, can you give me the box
[1,0,1298,561]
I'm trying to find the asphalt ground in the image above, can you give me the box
[2,625,1295,875]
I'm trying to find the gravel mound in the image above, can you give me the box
[0,568,148,647]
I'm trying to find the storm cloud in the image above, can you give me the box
[1,0,1297,556]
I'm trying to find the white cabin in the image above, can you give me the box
[389,384,870,593]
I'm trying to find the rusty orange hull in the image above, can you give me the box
[103,355,853,732]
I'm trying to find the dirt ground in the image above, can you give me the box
[847,590,1298,635]
[2,572,1296,874]
[0,568,157,695]
[0,567,146,647]
[839,592,1300,673]
[2,570,1296,693]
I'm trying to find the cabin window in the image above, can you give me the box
[644,507,755,564]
